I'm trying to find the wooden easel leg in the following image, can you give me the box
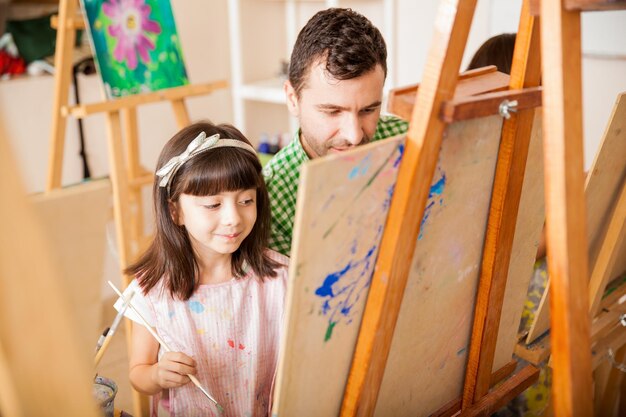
[593,360,610,413]
[462,0,541,406]
[540,0,593,415]
[171,98,191,128]
[0,341,23,417]
[121,108,145,249]
[588,178,626,316]
[460,365,539,417]
[106,111,149,416]
[105,111,134,274]
[46,0,79,191]
[432,360,518,417]
[618,377,626,416]
[598,345,626,416]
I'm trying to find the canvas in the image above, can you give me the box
[272,135,405,417]
[81,0,189,98]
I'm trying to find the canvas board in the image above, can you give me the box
[81,0,189,98]
[272,135,405,417]
[374,116,504,416]
[30,179,111,355]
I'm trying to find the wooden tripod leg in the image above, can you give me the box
[121,108,145,248]
[171,98,191,128]
[105,111,134,276]
[588,178,626,316]
[0,341,23,417]
[46,0,79,191]
[461,365,539,417]
[597,344,626,416]
[540,0,593,414]
[618,377,626,416]
[462,0,541,406]
[106,111,150,416]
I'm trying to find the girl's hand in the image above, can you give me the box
[152,351,197,389]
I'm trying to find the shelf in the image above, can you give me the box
[239,77,288,104]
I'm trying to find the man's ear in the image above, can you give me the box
[284,80,300,117]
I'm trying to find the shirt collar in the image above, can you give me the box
[292,128,310,163]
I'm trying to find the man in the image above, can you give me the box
[263,8,408,256]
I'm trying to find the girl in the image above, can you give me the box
[116,121,289,417]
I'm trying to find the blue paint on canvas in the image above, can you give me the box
[314,227,383,342]
[418,171,446,240]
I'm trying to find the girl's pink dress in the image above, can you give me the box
[118,250,289,417]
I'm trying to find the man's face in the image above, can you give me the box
[285,61,385,158]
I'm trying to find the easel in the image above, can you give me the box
[510,1,626,415]
[45,1,227,415]
[530,0,626,414]
[338,0,542,415]
[515,91,626,413]
[46,0,227,274]
[335,0,626,415]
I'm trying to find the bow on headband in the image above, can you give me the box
[156,131,257,193]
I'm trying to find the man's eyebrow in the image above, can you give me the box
[316,104,348,111]
[362,101,382,110]
[315,101,382,111]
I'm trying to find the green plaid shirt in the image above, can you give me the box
[263,115,409,256]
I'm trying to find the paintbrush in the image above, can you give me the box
[107,281,223,413]
[94,290,135,367]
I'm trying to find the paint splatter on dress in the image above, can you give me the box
[117,250,289,417]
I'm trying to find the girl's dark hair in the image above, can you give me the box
[126,121,280,300]
[467,33,517,75]
[289,8,387,97]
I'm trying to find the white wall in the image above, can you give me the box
[2,0,624,195]
[395,0,626,169]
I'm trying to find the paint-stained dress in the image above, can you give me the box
[118,250,289,417]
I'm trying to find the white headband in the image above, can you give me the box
[156,131,257,193]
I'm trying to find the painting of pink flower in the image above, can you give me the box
[103,0,162,70]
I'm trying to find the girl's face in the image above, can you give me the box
[174,189,257,259]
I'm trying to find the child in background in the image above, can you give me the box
[116,121,289,417]
[466,33,517,75]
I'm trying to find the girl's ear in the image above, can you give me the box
[169,200,182,225]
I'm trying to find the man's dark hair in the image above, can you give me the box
[289,8,387,97]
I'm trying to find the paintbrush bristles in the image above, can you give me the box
[107,281,170,349]
[107,281,222,411]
